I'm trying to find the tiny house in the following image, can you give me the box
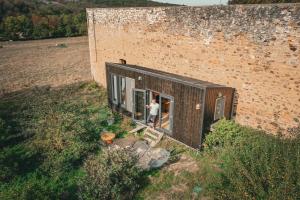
[106,62,235,149]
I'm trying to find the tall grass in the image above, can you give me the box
[0,82,117,199]
[203,119,300,200]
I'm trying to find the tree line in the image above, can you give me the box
[0,0,173,41]
[1,13,87,40]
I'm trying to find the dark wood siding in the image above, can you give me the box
[203,87,235,139]
[144,76,204,149]
[106,63,234,149]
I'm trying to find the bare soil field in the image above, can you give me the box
[0,36,92,95]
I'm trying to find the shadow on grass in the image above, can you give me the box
[0,81,110,199]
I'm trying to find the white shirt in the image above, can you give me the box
[150,102,159,115]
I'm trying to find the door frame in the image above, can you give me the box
[132,88,147,124]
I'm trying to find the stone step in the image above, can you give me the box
[145,131,159,140]
[129,122,147,135]
[147,129,161,137]
[143,137,155,146]
[143,127,164,147]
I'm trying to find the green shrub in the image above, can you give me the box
[204,120,300,200]
[79,149,143,200]
[204,119,244,150]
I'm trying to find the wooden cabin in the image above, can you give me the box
[106,62,235,149]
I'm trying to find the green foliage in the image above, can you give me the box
[0,0,174,41]
[0,81,115,199]
[204,120,300,200]
[204,119,244,150]
[3,15,33,40]
[79,149,143,200]
[229,0,300,4]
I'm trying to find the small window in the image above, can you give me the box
[214,94,226,121]
[119,76,126,108]
[111,74,118,105]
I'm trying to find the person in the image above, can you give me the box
[146,99,159,127]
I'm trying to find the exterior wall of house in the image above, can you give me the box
[106,63,206,148]
[87,4,300,134]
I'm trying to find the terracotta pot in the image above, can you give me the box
[101,132,116,144]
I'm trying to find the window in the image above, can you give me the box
[125,77,135,112]
[111,74,118,105]
[110,74,135,111]
[133,89,146,122]
[214,94,226,121]
[119,76,126,108]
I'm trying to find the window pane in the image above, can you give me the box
[160,97,171,131]
[120,77,126,107]
[134,91,145,121]
[214,96,225,121]
[113,75,118,104]
[125,77,135,112]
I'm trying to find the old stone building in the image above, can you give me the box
[87,4,300,135]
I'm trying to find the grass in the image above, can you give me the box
[135,138,208,200]
[202,119,300,200]
[137,120,300,200]
[1,81,299,200]
[0,81,125,199]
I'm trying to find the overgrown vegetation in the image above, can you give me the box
[137,119,300,199]
[1,81,299,199]
[0,0,174,41]
[79,149,143,200]
[203,119,300,200]
[229,0,300,4]
[0,82,136,199]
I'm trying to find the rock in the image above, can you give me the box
[111,137,137,149]
[132,140,150,158]
[108,139,170,170]
[138,148,170,170]
[148,148,170,169]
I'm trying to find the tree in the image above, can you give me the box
[31,15,50,39]
[3,15,32,40]
[3,16,19,39]
[73,12,87,35]
[16,15,32,38]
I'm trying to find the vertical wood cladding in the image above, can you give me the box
[145,77,204,148]
[203,87,234,138]
[106,63,234,149]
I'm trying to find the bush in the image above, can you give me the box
[204,119,244,150]
[204,120,300,200]
[79,149,143,200]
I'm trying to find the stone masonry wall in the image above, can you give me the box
[87,4,300,134]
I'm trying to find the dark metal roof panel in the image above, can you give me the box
[107,62,227,88]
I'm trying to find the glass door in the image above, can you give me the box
[132,89,146,123]
[158,94,174,135]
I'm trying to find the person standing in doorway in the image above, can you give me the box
[146,99,159,128]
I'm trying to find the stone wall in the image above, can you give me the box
[87,4,300,134]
